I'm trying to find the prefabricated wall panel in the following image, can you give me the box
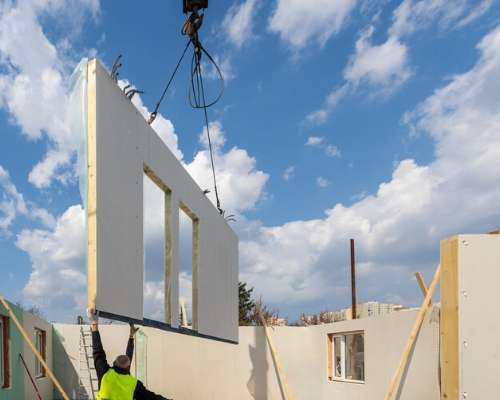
[441,234,500,400]
[86,59,238,342]
[54,308,440,400]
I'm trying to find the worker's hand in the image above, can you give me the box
[87,308,99,327]
[129,322,139,338]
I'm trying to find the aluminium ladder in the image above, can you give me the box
[78,325,98,400]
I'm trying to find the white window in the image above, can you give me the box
[329,332,365,383]
[34,328,46,378]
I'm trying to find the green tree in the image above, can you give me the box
[239,281,255,326]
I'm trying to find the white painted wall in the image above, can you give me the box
[54,308,440,400]
[457,234,500,399]
[87,59,238,342]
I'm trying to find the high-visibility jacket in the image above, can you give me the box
[97,368,138,400]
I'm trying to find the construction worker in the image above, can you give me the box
[87,309,170,400]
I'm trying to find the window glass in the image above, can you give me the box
[345,333,364,381]
[333,336,342,378]
[34,329,46,378]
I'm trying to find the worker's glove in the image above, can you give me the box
[87,308,99,325]
[129,322,139,338]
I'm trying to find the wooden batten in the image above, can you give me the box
[415,272,431,304]
[87,59,98,311]
[440,236,459,400]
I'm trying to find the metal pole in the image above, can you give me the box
[19,354,43,400]
[350,239,357,320]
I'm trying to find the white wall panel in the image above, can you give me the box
[86,59,238,342]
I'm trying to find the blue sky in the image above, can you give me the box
[1,0,500,322]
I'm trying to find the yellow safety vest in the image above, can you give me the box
[97,368,138,400]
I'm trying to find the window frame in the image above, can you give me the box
[327,331,365,384]
[1,315,10,388]
[34,328,46,379]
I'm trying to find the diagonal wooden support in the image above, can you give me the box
[257,307,295,400]
[0,295,70,400]
[384,264,441,400]
[414,272,432,305]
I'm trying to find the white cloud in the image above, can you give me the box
[305,136,324,146]
[316,177,331,188]
[202,53,236,83]
[0,165,28,232]
[344,26,411,88]
[307,25,411,125]
[325,145,341,158]
[0,0,99,187]
[143,280,165,321]
[0,0,99,188]
[186,121,269,214]
[305,136,341,158]
[222,0,260,48]
[241,25,500,311]
[456,0,494,29]
[198,120,226,149]
[390,0,493,38]
[0,165,55,234]
[306,0,491,126]
[268,0,357,49]
[305,84,349,125]
[28,149,72,188]
[16,205,86,320]
[283,166,295,182]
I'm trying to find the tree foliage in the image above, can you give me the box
[239,281,255,326]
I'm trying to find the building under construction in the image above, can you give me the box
[0,56,499,400]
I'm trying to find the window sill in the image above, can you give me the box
[329,378,365,385]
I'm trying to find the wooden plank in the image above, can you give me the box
[327,334,333,380]
[87,59,98,311]
[192,216,199,331]
[257,308,295,400]
[440,237,459,400]
[0,296,70,400]
[383,263,441,400]
[415,272,432,304]
[164,189,173,325]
